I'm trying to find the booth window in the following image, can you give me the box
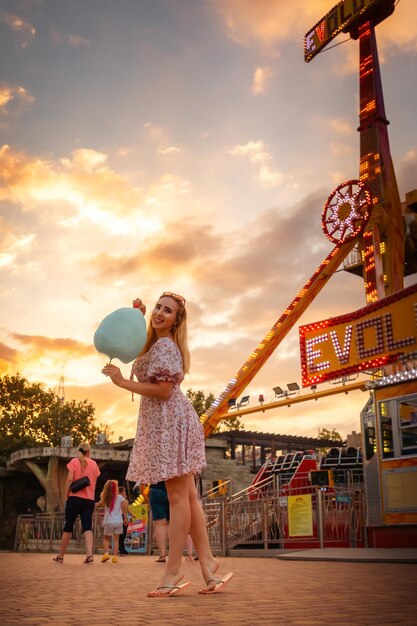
[362,397,376,460]
[379,402,394,459]
[398,396,417,456]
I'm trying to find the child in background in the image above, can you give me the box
[95,480,128,563]
[118,485,129,556]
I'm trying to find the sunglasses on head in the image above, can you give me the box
[160,292,186,306]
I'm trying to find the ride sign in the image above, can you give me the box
[304,0,395,63]
[299,283,417,386]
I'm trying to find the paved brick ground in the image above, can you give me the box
[1,552,416,625]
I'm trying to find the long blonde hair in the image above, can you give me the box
[78,442,90,469]
[138,296,190,373]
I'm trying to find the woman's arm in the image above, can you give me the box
[64,470,74,500]
[101,364,173,400]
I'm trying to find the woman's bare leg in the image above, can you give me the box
[149,475,191,594]
[57,531,71,558]
[149,474,229,594]
[187,478,219,587]
[153,519,168,557]
[84,529,94,557]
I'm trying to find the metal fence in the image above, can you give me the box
[15,483,365,555]
[15,510,106,553]
[204,485,365,554]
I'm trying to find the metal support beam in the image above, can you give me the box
[211,380,368,421]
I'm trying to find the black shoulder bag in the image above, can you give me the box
[70,459,91,493]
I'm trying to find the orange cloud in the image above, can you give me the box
[50,29,90,47]
[0,145,50,201]
[377,0,417,55]
[0,233,35,269]
[328,117,353,136]
[145,222,221,267]
[0,84,34,118]
[210,0,331,55]
[0,145,146,224]
[66,382,140,438]
[228,140,283,187]
[0,145,194,249]
[88,251,142,282]
[10,333,94,358]
[252,66,275,94]
[397,150,417,196]
[158,146,181,155]
[0,10,35,47]
[0,342,20,373]
[89,220,221,283]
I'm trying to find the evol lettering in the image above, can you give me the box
[306,311,416,373]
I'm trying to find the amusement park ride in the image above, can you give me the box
[201,0,417,547]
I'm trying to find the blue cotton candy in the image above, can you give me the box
[94,307,147,363]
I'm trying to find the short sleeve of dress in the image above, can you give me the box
[147,338,184,384]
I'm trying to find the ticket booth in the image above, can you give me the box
[362,378,417,547]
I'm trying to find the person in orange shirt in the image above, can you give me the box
[52,442,100,564]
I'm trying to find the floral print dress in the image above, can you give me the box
[126,337,206,484]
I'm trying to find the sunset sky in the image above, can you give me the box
[1,0,416,443]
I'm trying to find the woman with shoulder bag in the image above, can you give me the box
[52,442,101,564]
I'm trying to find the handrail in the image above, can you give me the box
[202,478,232,500]
[229,474,275,502]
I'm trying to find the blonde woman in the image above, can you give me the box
[52,442,100,564]
[102,294,233,597]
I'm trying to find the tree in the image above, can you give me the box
[0,373,113,511]
[186,389,243,434]
[317,428,343,442]
[317,427,343,453]
[212,414,243,433]
[0,373,112,463]
[186,389,215,417]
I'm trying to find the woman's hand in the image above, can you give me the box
[102,364,125,386]
[133,298,146,315]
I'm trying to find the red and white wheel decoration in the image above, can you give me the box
[321,180,372,244]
